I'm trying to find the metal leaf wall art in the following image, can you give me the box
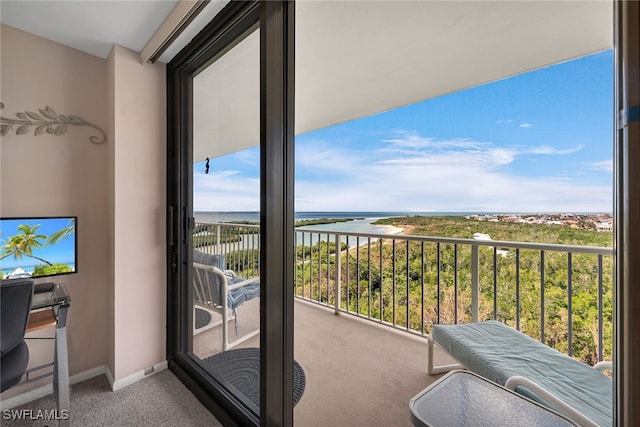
[0,102,106,144]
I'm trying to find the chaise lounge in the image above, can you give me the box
[428,320,612,427]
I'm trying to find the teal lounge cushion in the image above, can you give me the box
[432,320,612,427]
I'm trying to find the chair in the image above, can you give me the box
[1,278,34,392]
[193,249,260,351]
[428,320,612,427]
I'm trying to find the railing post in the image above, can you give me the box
[471,244,480,322]
[216,224,222,255]
[335,234,341,315]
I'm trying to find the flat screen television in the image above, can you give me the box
[0,216,77,280]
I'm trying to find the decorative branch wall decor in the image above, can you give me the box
[0,102,106,144]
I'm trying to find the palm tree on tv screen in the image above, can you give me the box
[46,218,75,246]
[0,223,53,266]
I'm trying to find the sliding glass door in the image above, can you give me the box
[167,2,294,425]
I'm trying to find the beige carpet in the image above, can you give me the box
[193,298,261,358]
[195,299,453,426]
[2,371,221,427]
[292,300,451,426]
[9,299,448,426]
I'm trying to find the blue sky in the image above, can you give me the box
[195,50,613,213]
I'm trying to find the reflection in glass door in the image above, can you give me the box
[192,27,260,352]
[190,26,262,414]
[168,2,295,424]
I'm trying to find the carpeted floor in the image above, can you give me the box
[292,301,443,426]
[194,300,448,426]
[5,300,449,426]
[3,370,221,427]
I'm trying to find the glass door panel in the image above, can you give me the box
[293,2,613,425]
[168,3,294,424]
[191,26,261,412]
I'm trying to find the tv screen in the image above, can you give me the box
[0,216,77,280]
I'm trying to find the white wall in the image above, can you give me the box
[0,24,166,400]
[0,25,109,393]
[107,44,166,383]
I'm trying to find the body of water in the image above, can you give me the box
[1,262,76,278]
[193,211,608,249]
[194,211,479,223]
[194,211,473,247]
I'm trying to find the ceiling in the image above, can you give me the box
[0,0,229,63]
[0,1,613,161]
[298,1,613,137]
[195,1,613,161]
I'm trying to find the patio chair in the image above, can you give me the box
[193,249,260,351]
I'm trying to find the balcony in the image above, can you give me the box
[192,221,613,425]
[194,296,460,426]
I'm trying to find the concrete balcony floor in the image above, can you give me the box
[194,299,458,426]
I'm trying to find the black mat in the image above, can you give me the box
[203,347,306,408]
[195,308,212,330]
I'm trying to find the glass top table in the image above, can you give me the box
[32,282,71,309]
[410,370,578,427]
[30,282,71,427]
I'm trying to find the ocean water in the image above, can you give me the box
[295,218,398,247]
[1,262,76,278]
[194,211,472,246]
[191,210,607,249]
[194,211,475,223]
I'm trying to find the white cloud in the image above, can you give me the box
[382,133,488,152]
[525,145,583,155]
[195,131,613,213]
[294,166,611,213]
[194,170,259,211]
[378,147,516,170]
[295,140,362,175]
[520,123,533,128]
[294,133,610,212]
[589,160,613,174]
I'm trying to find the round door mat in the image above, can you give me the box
[203,347,305,408]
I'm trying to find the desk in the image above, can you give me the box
[28,283,71,426]
[410,370,577,427]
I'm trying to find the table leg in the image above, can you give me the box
[54,304,70,426]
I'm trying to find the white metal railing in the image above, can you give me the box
[194,221,614,365]
[193,222,260,278]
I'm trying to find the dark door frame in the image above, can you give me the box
[614,1,640,425]
[259,2,296,426]
[166,1,295,426]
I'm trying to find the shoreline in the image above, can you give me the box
[378,224,404,235]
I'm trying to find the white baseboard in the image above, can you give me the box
[1,360,169,410]
[108,360,168,391]
[0,366,106,410]
[105,365,115,390]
